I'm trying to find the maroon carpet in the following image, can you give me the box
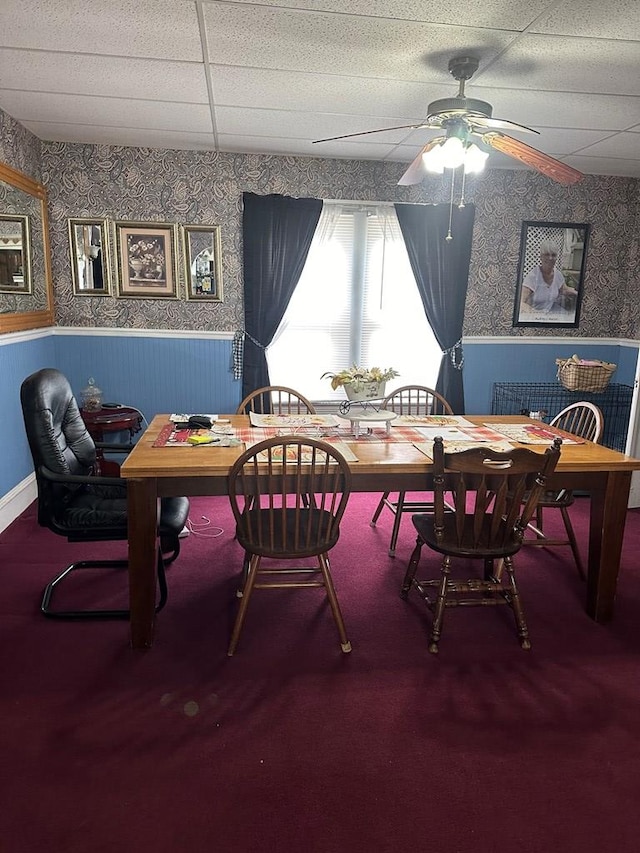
[1,492,640,853]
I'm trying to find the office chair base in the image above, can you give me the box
[41,557,167,620]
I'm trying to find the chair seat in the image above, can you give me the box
[537,488,574,508]
[412,513,524,560]
[236,507,339,557]
[54,484,188,541]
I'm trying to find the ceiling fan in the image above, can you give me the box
[312,56,584,187]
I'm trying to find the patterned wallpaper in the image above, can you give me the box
[0,109,41,181]
[3,106,639,339]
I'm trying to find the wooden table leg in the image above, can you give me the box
[587,470,631,622]
[127,477,159,648]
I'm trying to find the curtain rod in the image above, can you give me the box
[323,199,394,208]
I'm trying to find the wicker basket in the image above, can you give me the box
[555,358,617,393]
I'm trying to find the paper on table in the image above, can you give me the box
[413,439,515,460]
[415,426,479,441]
[251,440,357,462]
[392,414,474,427]
[485,423,580,445]
[249,412,339,428]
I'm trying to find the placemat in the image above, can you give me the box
[245,440,358,463]
[153,424,241,447]
[485,423,582,445]
[248,413,340,428]
[392,414,475,427]
[413,439,515,460]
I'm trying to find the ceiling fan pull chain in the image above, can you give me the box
[446,169,456,241]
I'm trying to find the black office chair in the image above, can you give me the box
[401,436,562,653]
[20,368,189,619]
[370,385,454,556]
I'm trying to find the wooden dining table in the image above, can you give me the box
[120,413,640,648]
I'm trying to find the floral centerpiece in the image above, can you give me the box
[321,365,399,402]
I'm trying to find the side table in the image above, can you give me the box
[81,406,143,475]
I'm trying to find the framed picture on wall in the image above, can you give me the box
[513,221,590,328]
[114,221,179,298]
[68,218,111,296]
[182,224,223,302]
[0,214,31,294]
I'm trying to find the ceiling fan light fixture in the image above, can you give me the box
[439,136,466,168]
[463,142,489,174]
[422,145,445,173]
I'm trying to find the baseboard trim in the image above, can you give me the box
[0,474,36,533]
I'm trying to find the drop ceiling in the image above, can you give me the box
[0,0,639,179]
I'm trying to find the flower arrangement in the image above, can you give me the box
[321,365,399,391]
[128,237,165,280]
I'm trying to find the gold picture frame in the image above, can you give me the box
[115,221,178,299]
[183,224,223,302]
[68,218,111,296]
[0,213,31,294]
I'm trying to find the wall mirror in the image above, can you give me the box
[0,214,30,294]
[183,224,223,302]
[69,218,111,296]
[0,160,53,333]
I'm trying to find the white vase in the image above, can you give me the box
[344,381,386,402]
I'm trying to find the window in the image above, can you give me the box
[267,202,442,401]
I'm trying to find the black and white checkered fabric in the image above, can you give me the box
[232,331,244,380]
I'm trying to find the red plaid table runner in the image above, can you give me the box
[153,422,426,448]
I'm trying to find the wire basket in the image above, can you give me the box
[555,358,617,393]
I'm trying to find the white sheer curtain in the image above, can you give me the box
[268,200,441,401]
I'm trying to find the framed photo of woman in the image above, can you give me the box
[513,221,590,328]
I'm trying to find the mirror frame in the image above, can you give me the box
[0,213,31,294]
[68,217,111,296]
[0,160,54,333]
[183,224,223,302]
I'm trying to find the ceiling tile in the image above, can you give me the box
[531,0,640,40]
[0,49,208,103]
[214,105,419,144]
[0,90,213,133]
[20,121,218,151]
[562,155,640,177]
[0,0,202,61]
[202,5,518,79]
[575,131,640,158]
[210,66,438,119]
[218,0,553,30]
[477,35,640,96]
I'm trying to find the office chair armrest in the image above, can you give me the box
[95,441,135,453]
[39,465,124,488]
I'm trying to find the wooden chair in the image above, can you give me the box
[370,385,454,556]
[522,401,603,578]
[227,436,352,655]
[401,436,562,653]
[236,385,316,415]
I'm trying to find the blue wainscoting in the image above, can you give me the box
[0,330,57,501]
[462,338,638,414]
[53,330,240,426]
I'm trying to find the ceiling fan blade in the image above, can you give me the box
[312,123,429,144]
[482,132,584,186]
[468,115,538,134]
[397,138,445,186]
